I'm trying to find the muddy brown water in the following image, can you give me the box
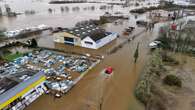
[0,0,129,31]
[25,22,159,110]
[161,53,195,110]
[0,7,163,109]
[0,0,163,109]
[0,0,194,109]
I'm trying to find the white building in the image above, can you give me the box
[54,25,118,49]
[81,32,117,49]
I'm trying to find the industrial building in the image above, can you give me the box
[53,24,118,49]
[0,70,46,110]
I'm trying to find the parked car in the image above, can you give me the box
[149,41,161,49]
[123,26,135,35]
[126,27,135,32]
[136,20,148,27]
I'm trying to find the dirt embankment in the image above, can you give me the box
[135,50,195,110]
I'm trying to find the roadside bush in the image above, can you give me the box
[135,50,163,104]
[27,38,38,48]
[99,17,109,25]
[163,74,182,87]
[135,80,151,104]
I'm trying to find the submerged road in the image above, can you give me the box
[25,20,161,110]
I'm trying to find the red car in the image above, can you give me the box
[105,67,113,75]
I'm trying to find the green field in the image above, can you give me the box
[3,53,23,61]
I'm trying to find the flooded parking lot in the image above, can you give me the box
[0,0,164,109]
[0,48,100,98]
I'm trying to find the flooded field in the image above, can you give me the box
[0,0,163,110]
[173,54,195,110]
[0,0,159,31]
[0,0,129,30]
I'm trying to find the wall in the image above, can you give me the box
[53,32,81,46]
[81,32,117,49]
[81,37,97,49]
[73,37,82,46]
[53,32,65,43]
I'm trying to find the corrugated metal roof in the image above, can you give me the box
[63,24,105,40]
[0,71,45,104]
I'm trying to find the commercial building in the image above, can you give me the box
[53,24,118,49]
[0,70,46,110]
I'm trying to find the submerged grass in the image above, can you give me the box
[3,52,23,61]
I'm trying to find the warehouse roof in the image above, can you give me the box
[62,24,106,40]
[0,78,19,95]
[0,71,45,104]
[89,31,112,42]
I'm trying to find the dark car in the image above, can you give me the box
[128,26,135,31]
[123,26,135,35]
[136,20,148,27]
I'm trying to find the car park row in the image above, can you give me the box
[0,49,100,98]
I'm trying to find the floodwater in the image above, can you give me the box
[0,0,159,30]
[0,0,161,110]
[25,19,161,110]
[25,24,195,110]
[175,54,195,110]
[0,0,129,30]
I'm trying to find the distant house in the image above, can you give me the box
[159,0,174,6]
[53,24,118,49]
